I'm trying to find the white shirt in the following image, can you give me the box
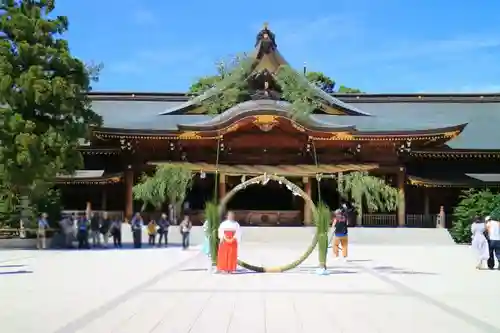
[218,220,241,243]
[487,220,500,241]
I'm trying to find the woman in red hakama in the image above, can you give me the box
[217,211,241,273]
[217,229,238,272]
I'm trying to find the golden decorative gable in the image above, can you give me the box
[178,131,202,139]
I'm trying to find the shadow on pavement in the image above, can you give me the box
[371,265,438,275]
[0,264,26,268]
[0,270,33,275]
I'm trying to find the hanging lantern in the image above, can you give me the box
[200,171,206,179]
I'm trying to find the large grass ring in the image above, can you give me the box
[218,174,318,273]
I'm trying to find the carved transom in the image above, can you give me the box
[252,115,279,132]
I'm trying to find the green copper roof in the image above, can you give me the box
[91,98,500,149]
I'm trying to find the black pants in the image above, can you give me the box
[158,230,168,246]
[77,230,89,249]
[133,229,142,248]
[148,234,156,245]
[181,232,190,249]
[112,230,122,247]
[490,240,500,261]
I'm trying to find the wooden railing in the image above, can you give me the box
[61,210,124,219]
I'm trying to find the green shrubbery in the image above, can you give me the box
[451,189,500,243]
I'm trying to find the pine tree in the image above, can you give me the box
[0,0,102,224]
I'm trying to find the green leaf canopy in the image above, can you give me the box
[133,164,193,212]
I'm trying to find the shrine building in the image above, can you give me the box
[58,25,500,227]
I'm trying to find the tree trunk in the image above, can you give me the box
[19,188,32,231]
[356,203,363,226]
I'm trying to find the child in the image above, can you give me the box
[147,219,157,246]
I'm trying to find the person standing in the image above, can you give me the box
[100,212,112,248]
[131,213,144,249]
[179,215,192,250]
[331,209,349,261]
[217,211,241,273]
[486,216,500,270]
[147,219,157,246]
[77,214,90,249]
[157,213,170,247]
[59,215,74,248]
[110,217,122,248]
[37,213,50,250]
[202,219,212,270]
[89,213,101,248]
[471,216,489,269]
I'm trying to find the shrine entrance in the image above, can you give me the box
[225,175,303,226]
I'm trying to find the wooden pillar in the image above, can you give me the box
[397,167,406,227]
[124,168,133,219]
[303,177,312,225]
[218,173,226,201]
[424,188,430,219]
[101,187,107,212]
[85,201,92,217]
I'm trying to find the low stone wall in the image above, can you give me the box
[0,233,66,249]
[0,238,40,249]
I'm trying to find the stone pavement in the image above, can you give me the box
[0,240,499,333]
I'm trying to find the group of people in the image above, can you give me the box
[58,212,123,249]
[142,213,193,250]
[36,211,195,250]
[471,215,500,270]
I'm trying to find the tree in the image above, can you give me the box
[338,85,363,94]
[306,71,336,93]
[133,164,193,220]
[337,171,400,225]
[451,189,500,243]
[188,61,363,96]
[0,0,102,224]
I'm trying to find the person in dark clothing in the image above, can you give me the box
[157,213,170,247]
[110,218,122,248]
[131,213,143,249]
[90,213,101,248]
[332,209,349,260]
[100,213,112,248]
[77,215,90,249]
[179,215,192,250]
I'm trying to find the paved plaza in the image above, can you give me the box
[0,235,499,333]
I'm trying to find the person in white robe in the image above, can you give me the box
[217,211,241,273]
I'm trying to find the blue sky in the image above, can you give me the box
[54,0,500,93]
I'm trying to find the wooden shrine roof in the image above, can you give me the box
[407,175,500,188]
[83,24,500,151]
[55,170,123,185]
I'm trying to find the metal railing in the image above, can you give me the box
[361,214,398,227]
[361,214,438,228]
[406,214,437,228]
